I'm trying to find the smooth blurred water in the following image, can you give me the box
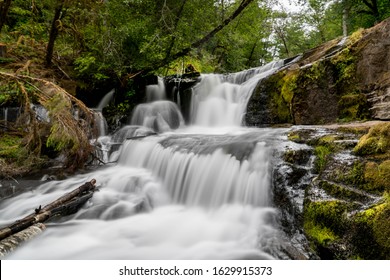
[0,61,291,260]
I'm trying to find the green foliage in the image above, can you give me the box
[0,134,45,178]
[74,53,109,82]
[0,134,27,161]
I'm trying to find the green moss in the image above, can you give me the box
[319,181,369,203]
[0,134,46,177]
[364,160,390,192]
[347,28,364,46]
[304,200,349,247]
[343,161,366,185]
[265,70,295,124]
[304,220,338,246]
[338,93,369,121]
[304,61,325,83]
[314,145,333,174]
[280,71,298,104]
[318,135,337,145]
[287,132,301,142]
[331,48,356,84]
[354,123,390,156]
[351,194,390,259]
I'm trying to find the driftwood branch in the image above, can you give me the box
[0,223,46,257]
[0,179,97,241]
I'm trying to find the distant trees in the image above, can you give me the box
[268,0,390,60]
[1,0,390,76]
[0,0,12,33]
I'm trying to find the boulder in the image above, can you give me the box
[246,18,390,125]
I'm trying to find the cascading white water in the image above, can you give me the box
[119,139,271,208]
[1,131,280,260]
[146,77,166,102]
[130,101,184,133]
[191,61,284,127]
[0,61,293,260]
[130,77,185,133]
[97,89,115,110]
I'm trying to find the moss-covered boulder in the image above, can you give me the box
[303,199,350,258]
[350,193,390,259]
[286,123,390,259]
[246,19,390,126]
[354,122,390,156]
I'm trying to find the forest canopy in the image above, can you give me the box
[1,0,389,79]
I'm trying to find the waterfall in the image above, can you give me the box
[130,77,185,133]
[146,77,166,102]
[0,60,309,260]
[92,89,115,137]
[118,139,271,208]
[191,61,284,127]
[97,89,115,110]
[130,101,184,133]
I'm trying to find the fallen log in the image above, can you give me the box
[0,179,97,241]
[0,223,46,258]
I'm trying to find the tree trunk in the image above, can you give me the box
[361,0,380,22]
[342,10,348,36]
[0,0,12,33]
[0,43,7,57]
[0,223,46,257]
[0,179,96,241]
[246,40,258,68]
[163,0,188,67]
[342,0,349,37]
[45,1,64,67]
[274,26,290,57]
[138,0,254,76]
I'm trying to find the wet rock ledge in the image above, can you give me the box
[276,121,390,259]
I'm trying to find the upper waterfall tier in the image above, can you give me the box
[190,61,285,127]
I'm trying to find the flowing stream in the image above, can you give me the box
[0,62,304,259]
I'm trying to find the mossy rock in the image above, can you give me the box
[350,193,390,259]
[338,93,369,121]
[283,148,312,165]
[364,160,390,193]
[287,129,317,144]
[267,70,295,124]
[354,123,390,156]
[303,199,351,258]
[318,181,371,204]
[304,200,349,239]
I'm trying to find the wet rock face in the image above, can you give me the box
[246,18,390,126]
[356,19,390,89]
[283,124,390,259]
[356,19,390,121]
[292,64,339,125]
